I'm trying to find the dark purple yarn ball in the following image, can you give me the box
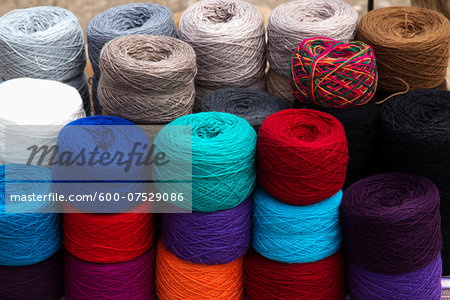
[0,252,63,300]
[348,254,442,300]
[161,197,252,265]
[341,172,441,274]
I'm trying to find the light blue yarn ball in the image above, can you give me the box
[252,187,342,263]
[0,164,61,266]
[153,112,257,212]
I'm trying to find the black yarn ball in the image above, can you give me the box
[379,89,450,273]
[294,100,380,187]
[200,88,288,132]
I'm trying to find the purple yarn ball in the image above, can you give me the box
[161,197,252,265]
[348,254,442,300]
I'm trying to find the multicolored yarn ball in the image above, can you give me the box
[161,197,252,265]
[290,37,378,108]
[245,249,346,300]
[65,248,156,300]
[257,109,348,205]
[252,187,342,264]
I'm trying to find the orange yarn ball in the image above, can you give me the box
[155,240,244,300]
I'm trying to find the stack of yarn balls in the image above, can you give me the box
[59,116,156,299]
[0,6,91,114]
[0,164,63,300]
[87,3,177,114]
[200,88,288,132]
[379,89,450,272]
[342,173,442,299]
[154,112,256,299]
[0,78,85,166]
[98,34,197,124]
[291,37,379,187]
[357,6,450,93]
[267,0,358,104]
[179,0,266,106]
[246,109,348,299]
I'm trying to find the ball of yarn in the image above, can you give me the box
[252,187,341,263]
[153,112,256,212]
[305,101,380,186]
[0,252,63,300]
[63,204,154,263]
[348,254,442,300]
[200,88,288,132]
[0,78,85,165]
[257,109,348,205]
[267,0,358,78]
[266,68,295,106]
[98,35,197,124]
[357,6,450,92]
[156,239,244,300]
[87,3,177,114]
[0,164,61,266]
[65,248,155,300]
[245,249,346,300]
[341,172,442,274]
[0,6,91,114]
[52,115,151,213]
[162,197,251,265]
[290,37,378,108]
[179,0,266,104]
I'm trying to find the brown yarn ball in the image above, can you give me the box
[357,6,450,92]
[98,35,197,124]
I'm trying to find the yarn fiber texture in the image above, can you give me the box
[266,68,296,106]
[52,116,151,213]
[87,3,177,114]
[179,0,266,104]
[65,248,156,300]
[341,172,442,274]
[348,254,442,300]
[153,112,256,212]
[257,109,348,205]
[0,78,85,165]
[0,252,63,300]
[0,164,61,266]
[290,37,378,108]
[245,249,346,300]
[357,6,450,92]
[252,187,341,263]
[200,88,288,132]
[156,240,244,300]
[267,0,358,78]
[0,6,90,114]
[161,197,251,265]
[305,101,380,187]
[63,204,155,263]
[98,35,197,124]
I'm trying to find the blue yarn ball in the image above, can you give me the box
[153,112,256,212]
[0,164,61,266]
[51,116,150,213]
[252,187,342,263]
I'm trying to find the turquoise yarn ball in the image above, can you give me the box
[153,112,256,212]
[252,187,342,263]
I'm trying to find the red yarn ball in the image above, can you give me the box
[245,249,346,300]
[63,203,155,263]
[257,109,348,205]
[290,37,377,108]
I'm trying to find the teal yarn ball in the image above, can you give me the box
[252,187,342,263]
[153,112,256,212]
[0,164,61,266]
